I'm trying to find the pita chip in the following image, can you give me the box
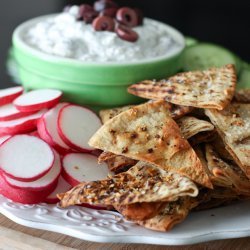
[205,103,250,177]
[115,202,167,221]
[99,105,135,124]
[98,151,137,173]
[100,103,193,123]
[205,144,250,196]
[128,64,236,110]
[89,100,212,188]
[176,116,214,139]
[58,162,198,208]
[137,197,198,232]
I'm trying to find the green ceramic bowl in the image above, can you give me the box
[12,15,185,109]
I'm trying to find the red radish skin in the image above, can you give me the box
[45,176,71,204]
[4,150,61,191]
[58,104,102,152]
[0,135,55,182]
[29,131,40,138]
[14,89,62,112]
[39,103,70,154]
[62,153,111,186]
[37,118,55,146]
[0,172,57,204]
[0,135,11,145]
[0,109,46,135]
[0,103,35,121]
[0,86,23,106]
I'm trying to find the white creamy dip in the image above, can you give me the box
[23,6,182,63]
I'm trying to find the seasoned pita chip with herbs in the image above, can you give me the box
[176,116,214,139]
[205,103,250,177]
[137,197,198,232]
[99,102,193,124]
[58,162,198,208]
[128,64,236,110]
[89,100,212,188]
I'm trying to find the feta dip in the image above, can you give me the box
[23,6,183,63]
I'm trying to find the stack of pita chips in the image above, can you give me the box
[59,64,250,232]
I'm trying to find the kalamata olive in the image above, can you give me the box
[115,25,138,42]
[78,4,93,20]
[134,8,144,26]
[92,16,115,31]
[79,5,98,24]
[116,7,138,27]
[94,0,118,12]
[100,7,118,18]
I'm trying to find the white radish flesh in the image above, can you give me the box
[62,153,111,186]
[0,86,23,105]
[0,103,34,121]
[0,135,54,181]
[4,150,61,191]
[0,109,46,135]
[41,103,70,151]
[14,89,62,112]
[45,176,71,204]
[58,105,101,152]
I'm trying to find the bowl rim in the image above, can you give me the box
[13,14,185,67]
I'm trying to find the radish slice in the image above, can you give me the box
[39,103,70,152]
[45,176,72,204]
[0,135,11,145]
[0,173,57,204]
[0,86,23,106]
[0,135,55,182]
[4,150,61,191]
[0,109,46,135]
[0,103,34,121]
[58,105,101,152]
[62,153,111,186]
[14,89,62,112]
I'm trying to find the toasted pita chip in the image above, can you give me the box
[128,64,236,110]
[99,105,135,124]
[205,104,250,177]
[115,202,167,221]
[137,197,198,232]
[176,116,214,139]
[100,103,193,124]
[205,144,250,196]
[89,101,212,188]
[234,89,250,103]
[58,162,198,208]
[98,151,137,173]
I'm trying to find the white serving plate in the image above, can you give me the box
[0,194,250,245]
